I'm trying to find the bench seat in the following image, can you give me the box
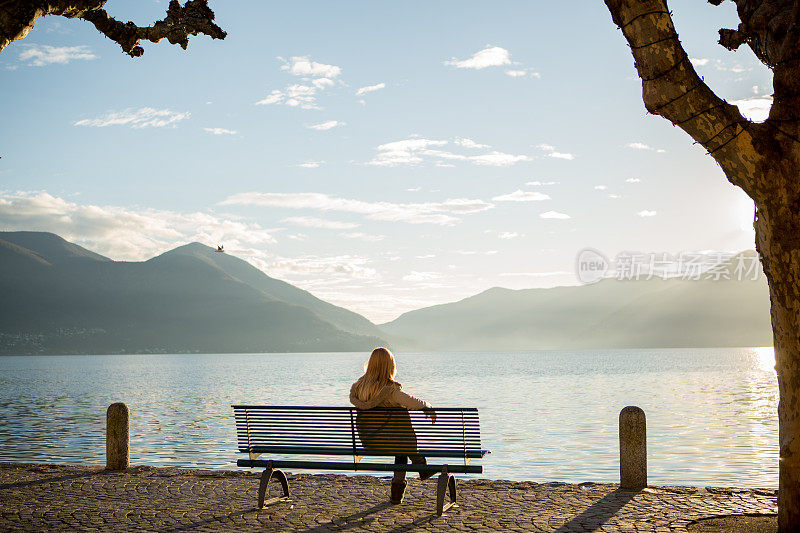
[233,405,489,515]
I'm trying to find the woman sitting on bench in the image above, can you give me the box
[349,347,436,504]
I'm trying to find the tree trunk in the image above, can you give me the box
[603,0,800,529]
[756,204,800,531]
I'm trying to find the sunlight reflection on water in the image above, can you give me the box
[0,348,778,487]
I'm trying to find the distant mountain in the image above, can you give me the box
[156,243,384,339]
[380,251,773,350]
[0,231,774,354]
[0,232,385,355]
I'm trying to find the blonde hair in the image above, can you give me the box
[353,347,397,402]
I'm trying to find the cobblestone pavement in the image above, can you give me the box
[0,463,777,532]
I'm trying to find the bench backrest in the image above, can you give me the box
[233,406,483,460]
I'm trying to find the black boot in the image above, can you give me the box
[390,480,407,504]
[414,456,434,481]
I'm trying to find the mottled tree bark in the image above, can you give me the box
[0,0,225,57]
[604,1,800,529]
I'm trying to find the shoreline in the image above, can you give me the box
[0,459,780,493]
[0,461,777,532]
[0,345,777,357]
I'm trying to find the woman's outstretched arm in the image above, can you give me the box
[390,386,431,410]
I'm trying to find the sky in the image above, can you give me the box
[0,1,774,323]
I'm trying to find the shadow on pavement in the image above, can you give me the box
[299,501,393,531]
[554,488,639,532]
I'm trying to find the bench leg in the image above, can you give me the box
[436,469,457,516]
[257,468,290,509]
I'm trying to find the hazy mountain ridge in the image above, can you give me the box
[0,232,773,354]
[155,243,385,339]
[0,231,385,355]
[381,251,773,350]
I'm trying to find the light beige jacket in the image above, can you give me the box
[349,380,431,410]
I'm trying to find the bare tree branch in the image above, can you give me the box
[715,1,798,68]
[605,0,767,200]
[715,1,800,131]
[0,0,226,58]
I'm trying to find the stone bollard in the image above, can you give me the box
[619,405,646,490]
[106,403,129,471]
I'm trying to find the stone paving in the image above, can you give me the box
[0,462,777,532]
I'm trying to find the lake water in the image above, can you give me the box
[0,348,778,487]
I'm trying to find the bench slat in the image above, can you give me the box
[233,405,487,462]
[237,459,483,474]
[237,446,487,458]
[233,405,478,412]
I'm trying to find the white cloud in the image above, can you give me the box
[297,161,324,168]
[356,82,386,96]
[204,127,237,135]
[691,57,750,74]
[407,187,421,192]
[470,152,532,165]
[499,271,570,277]
[493,190,550,202]
[19,45,96,66]
[307,120,345,131]
[0,191,276,261]
[526,181,558,186]
[637,210,657,217]
[312,77,335,89]
[505,68,540,79]
[367,138,447,166]
[258,56,342,110]
[280,56,341,79]
[626,142,665,153]
[268,254,376,280]
[455,250,500,256]
[220,192,494,226]
[367,136,531,167]
[255,91,284,105]
[714,60,749,73]
[445,45,511,70]
[339,232,386,242]
[74,108,190,129]
[256,84,320,109]
[537,144,574,160]
[594,185,607,190]
[498,231,522,240]
[608,194,622,199]
[403,271,442,282]
[540,210,571,219]
[731,95,772,123]
[626,177,641,183]
[454,137,490,149]
[280,216,358,229]
[627,142,652,150]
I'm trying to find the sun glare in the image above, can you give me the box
[753,346,776,373]
[734,194,757,236]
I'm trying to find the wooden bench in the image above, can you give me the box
[233,405,489,515]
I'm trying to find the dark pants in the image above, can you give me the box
[393,454,426,482]
[355,409,426,482]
